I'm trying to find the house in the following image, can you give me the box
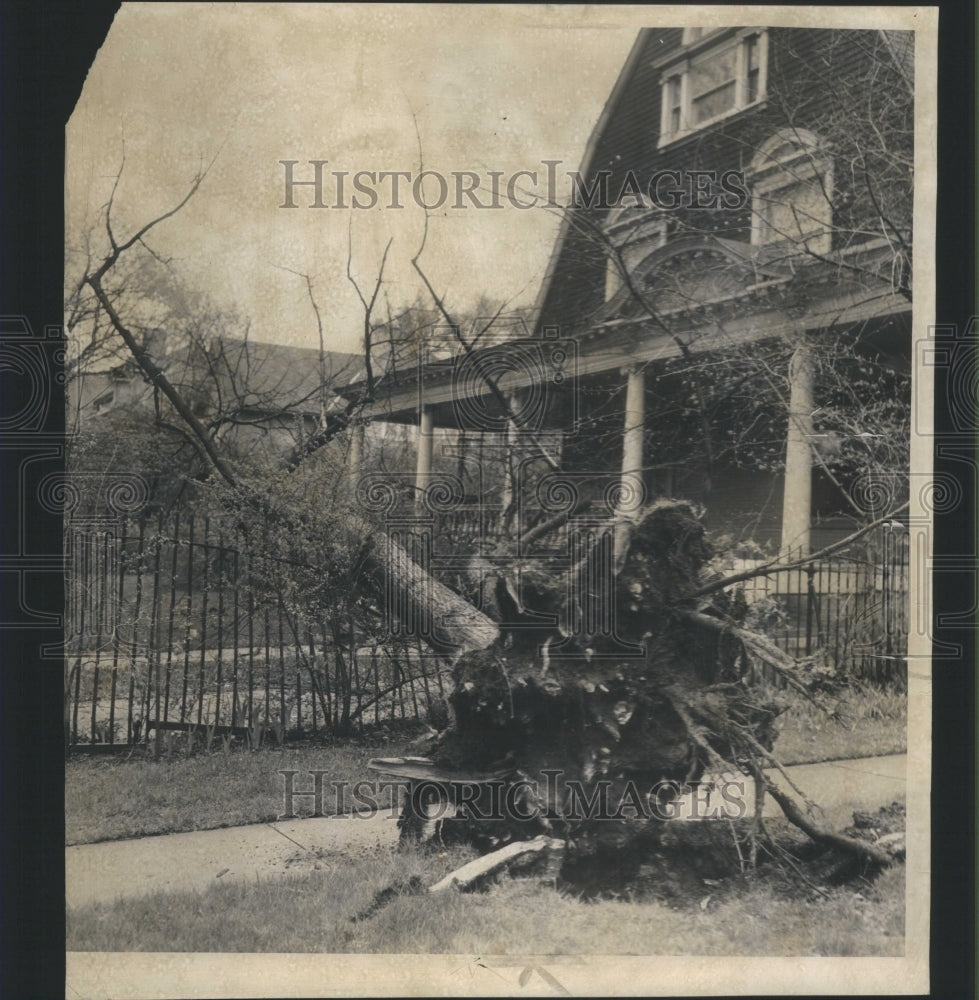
[70,333,367,464]
[352,26,913,558]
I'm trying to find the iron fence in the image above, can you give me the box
[732,528,909,687]
[64,512,450,752]
[64,513,909,751]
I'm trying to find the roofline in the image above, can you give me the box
[528,28,654,335]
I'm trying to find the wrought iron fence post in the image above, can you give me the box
[805,564,816,657]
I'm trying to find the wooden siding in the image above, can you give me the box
[535,26,913,337]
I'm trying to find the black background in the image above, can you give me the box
[1,2,974,997]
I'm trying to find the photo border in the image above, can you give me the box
[1,3,973,997]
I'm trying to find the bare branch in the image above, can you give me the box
[686,501,910,599]
[83,272,238,487]
[763,778,894,868]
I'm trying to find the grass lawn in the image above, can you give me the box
[65,685,906,846]
[66,836,905,955]
[771,684,907,765]
[66,687,907,958]
[65,735,416,845]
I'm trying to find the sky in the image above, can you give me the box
[66,3,649,354]
[66,4,928,360]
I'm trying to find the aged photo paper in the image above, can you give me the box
[64,4,936,996]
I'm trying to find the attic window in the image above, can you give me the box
[658,29,768,147]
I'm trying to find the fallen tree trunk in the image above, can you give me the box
[360,531,499,656]
[86,180,900,895]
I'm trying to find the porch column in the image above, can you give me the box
[780,344,814,557]
[615,366,645,561]
[415,405,434,504]
[500,392,520,515]
[346,421,364,488]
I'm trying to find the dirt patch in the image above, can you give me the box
[846,800,905,839]
[281,844,383,874]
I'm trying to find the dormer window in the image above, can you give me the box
[658,29,768,147]
[604,195,674,301]
[690,41,738,123]
[748,129,834,254]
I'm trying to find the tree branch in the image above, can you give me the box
[686,501,909,599]
[763,777,894,867]
[84,274,238,487]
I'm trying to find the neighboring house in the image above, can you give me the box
[69,329,169,422]
[352,26,913,556]
[71,333,366,464]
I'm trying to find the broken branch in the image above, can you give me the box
[763,778,894,868]
[428,836,564,893]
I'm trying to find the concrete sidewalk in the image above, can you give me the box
[675,753,908,828]
[66,754,906,909]
[66,813,400,909]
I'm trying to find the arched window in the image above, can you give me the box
[603,194,674,301]
[748,128,834,254]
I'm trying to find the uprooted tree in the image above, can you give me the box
[69,158,905,895]
[369,494,903,887]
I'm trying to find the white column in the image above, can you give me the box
[615,366,645,561]
[500,392,520,515]
[346,422,364,488]
[620,366,645,494]
[415,406,434,503]
[780,344,814,557]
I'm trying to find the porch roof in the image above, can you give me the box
[345,238,910,428]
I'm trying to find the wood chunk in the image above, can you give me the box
[428,836,564,893]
